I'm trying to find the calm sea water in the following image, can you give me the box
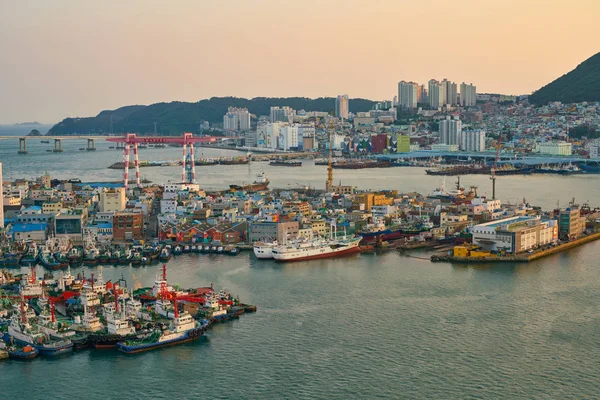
[1,139,600,399]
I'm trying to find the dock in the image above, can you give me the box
[431,232,600,263]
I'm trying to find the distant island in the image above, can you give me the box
[16,121,42,125]
[48,97,378,136]
[529,52,600,106]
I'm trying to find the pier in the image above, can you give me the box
[430,232,600,263]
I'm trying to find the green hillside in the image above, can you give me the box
[529,52,600,106]
[48,97,377,135]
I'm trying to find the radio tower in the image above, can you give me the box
[326,120,334,192]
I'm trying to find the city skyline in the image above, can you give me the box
[1,0,599,123]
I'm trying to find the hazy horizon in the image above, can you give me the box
[1,0,598,124]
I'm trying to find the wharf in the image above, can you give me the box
[431,232,600,263]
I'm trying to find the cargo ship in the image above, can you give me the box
[116,307,208,354]
[426,165,533,176]
[229,172,270,192]
[269,160,302,167]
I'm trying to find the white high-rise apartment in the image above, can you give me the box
[460,83,477,107]
[223,107,251,131]
[428,79,445,109]
[279,124,300,150]
[335,95,349,119]
[256,121,287,149]
[397,81,418,109]
[439,116,462,146]
[461,129,486,152]
[0,162,3,229]
[270,106,296,124]
[442,79,458,106]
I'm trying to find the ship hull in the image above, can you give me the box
[116,327,205,354]
[273,245,361,262]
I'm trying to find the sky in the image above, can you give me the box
[0,0,598,124]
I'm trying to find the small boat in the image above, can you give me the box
[202,245,210,253]
[140,256,149,266]
[173,246,183,256]
[210,246,217,253]
[228,247,240,256]
[183,245,190,253]
[159,246,172,262]
[130,252,142,266]
[216,246,224,254]
[39,249,61,269]
[110,250,121,264]
[191,245,197,253]
[7,344,39,360]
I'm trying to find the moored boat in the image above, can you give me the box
[116,306,208,354]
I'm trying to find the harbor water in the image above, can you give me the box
[1,138,600,399]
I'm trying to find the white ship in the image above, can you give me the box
[271,225,361,262]
[253,241,278,259]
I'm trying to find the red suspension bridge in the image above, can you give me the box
[106,133,240,189]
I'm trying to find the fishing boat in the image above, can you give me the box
[98,250,111,265]
[118,248,133,265]
[159,246,172,262]
[19,243,39,266]
[173,245,183,256]
[20,268,43,297]
[183,245,190,253]
[228,247,240,256]
[83,248,100,265]
[68,246,83,265]
[35,300,89,350]
[110,249,121,264]
[116,304,208,354]
[0,252,21,267]
[130,251,142,266]
[216,246,224,254]
[203,245,211,253]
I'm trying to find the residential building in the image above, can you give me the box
[270,106,295,124]
[223,107,251,131]
[42,202,62,214]
[98,188,127,213]
[397,81,418,109]
[461,129,486,152]
[442,79,458,106]
[440,116,462,146]
[335,95,349,119]
[460,82,477,107]
[113,212,144,242]
[279,124,300,150]
[256,121,286,149]
[428,79,443,109]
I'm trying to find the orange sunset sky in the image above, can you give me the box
[0,0,598,123]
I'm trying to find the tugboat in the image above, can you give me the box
[8,294,73,356]
[110,249,121,264]
[118,248,133,265]
[39,248,61,269]
[130,251,142,266]
[116,302,208,354]
[83,248,100,266]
